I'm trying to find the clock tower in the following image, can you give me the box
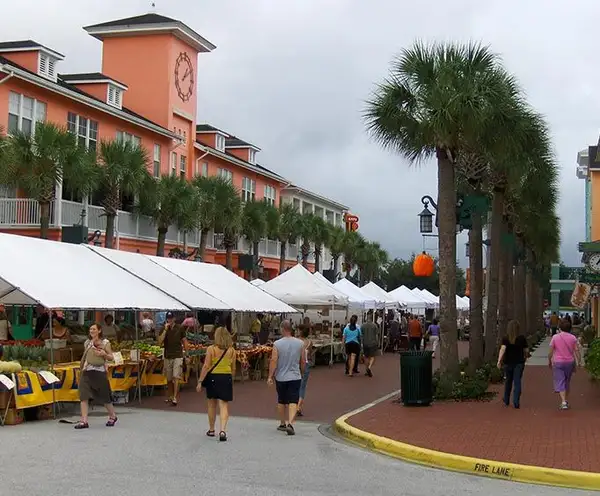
[84,13,216,175]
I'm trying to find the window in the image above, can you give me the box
[216,134,226,152]
[242,177,256,202]
[8,91,47,136]
[171,152,177,176]
[38,53,57,81]
[218,168,233,183]
[249,149,257,164]
[180,155,186,179]
[116,130,141,147]
[68,112,99,151]
[107,85,122,109]
[153,144,161,177]
[194,160,208,177]
[183,130,187,144]
[264,185,276,206]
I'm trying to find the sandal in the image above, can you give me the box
[219,431,227,442]
[74,421,89,429]
[164,398,172,404]
[171,399,178,407]
[106,416,118,427]
[206,430,215,437]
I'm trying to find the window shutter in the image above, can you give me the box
[38,54,47,75]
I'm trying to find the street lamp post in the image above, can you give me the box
[418,195,463,235]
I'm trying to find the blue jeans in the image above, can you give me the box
[299,363,310,399]
[503,362,524,407]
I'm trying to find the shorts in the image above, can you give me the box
[276,379,301,405]
[79,370,112,404]
[363,345,379,358]
[345,341,360,356]
[164,357,183,381]
[205,374,233,402]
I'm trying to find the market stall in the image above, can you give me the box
[333,278,385,310]
[260,264,348,365]
[388,285,431,312]
[0,233,189,425]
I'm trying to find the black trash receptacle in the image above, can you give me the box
[400,350,433,406]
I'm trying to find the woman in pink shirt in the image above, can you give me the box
[548,319,581,410]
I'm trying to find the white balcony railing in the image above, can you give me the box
[0,198,325,263]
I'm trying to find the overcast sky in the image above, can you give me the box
[3,0,592,267]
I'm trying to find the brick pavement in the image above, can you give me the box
[135,342,469,423]
[347,365,600,473]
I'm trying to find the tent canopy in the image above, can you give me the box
[313,272,367,309]
[333,278,383,309]
[0,233,188,310]
[260,264,348,308]
[412,288,438,307]
[250,279,265,286]
[150,255,297,313]
[360,281,398,308]
[388,285,429,309]
[456,295,469,310]
[87,245,230,311]
[419,288,440,304]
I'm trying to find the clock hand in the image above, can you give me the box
[182,69,190,81]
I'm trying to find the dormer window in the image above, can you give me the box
[38,53,57,81]
[107,84,123,109]
[216,134,226,152]
[248,149,257,164]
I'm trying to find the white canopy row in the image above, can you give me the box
[0,233,297,313]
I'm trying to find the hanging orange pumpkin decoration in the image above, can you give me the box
[413,252,435,277]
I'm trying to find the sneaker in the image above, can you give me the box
[366,368,373,378]
[560,402,569,410]
[286,424,295,436]
[277,424,287,431]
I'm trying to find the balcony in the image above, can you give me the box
[0,198,319,263]
[559,266,581,281]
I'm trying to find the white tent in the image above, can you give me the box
[87,245,230,311]
[333,278,383,310]
[412,288,438,308]
[250,279,265,286]
[456,295,469,310]
[420,288,440,305]
[461,296,470,307]
[260,264,348,308]
[313,272,366,309]
[150,256,298,313]
[0,233,188,311]
[361,281,398,309]
[388,285,429,309]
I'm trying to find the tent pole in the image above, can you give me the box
[49,313,56,419]
[329,302,334,367]
[135,310,141,404]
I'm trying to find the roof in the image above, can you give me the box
[0,55,174,138]
[84,13,216,53]
[282,184,349,211]
[59,72,128,88]
[196,123,229,136]
[0,39,64,59]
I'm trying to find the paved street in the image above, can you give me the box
[3,408,595,496]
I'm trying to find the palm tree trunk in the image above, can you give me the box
[252,241,260,279]
[182,231,188,252]
[506,227,515,321]
[497,221,508,341]
[484,189,503,363]
[279,241,287,274]
[333,256,339,278]
[436,148,459,379]
[156,228,167,257]
[198,229,209,260]
[315,248,321,272]
[39,201,51,240]
[525,248,535,335]
[301,243,309,268]
[468,212,484,373]
[225,247,233,270]
[105,214,116,249]
[514,236,527,332]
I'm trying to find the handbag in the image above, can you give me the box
[201,348,228,388]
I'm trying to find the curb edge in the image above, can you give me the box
[333,398,600,491]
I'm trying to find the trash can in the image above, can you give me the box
[400,350,433,406]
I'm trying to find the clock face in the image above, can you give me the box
[589,254,600,272]
[174,52,194,102]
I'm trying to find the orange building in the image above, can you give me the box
[0,13,349,280]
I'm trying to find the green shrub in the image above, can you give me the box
[433,368,490,401]
[585,339,600,379]
[582,326,596,347]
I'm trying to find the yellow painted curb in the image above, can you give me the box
[334,411,600,491]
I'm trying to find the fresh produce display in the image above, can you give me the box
[0,361,22,374]
[110,340,135,351]
[0,339,44,347]
[2,345,49,371]
[186,332,209,344]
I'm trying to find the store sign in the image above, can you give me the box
[579,272,600,284]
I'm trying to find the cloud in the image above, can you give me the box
[2,0,590,266]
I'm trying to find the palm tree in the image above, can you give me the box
[218,189,243,271]
[342,230,364,279]
[138,174,197,256]
[1,122,97,239]
[241,200,269,278]
[327,225,346,279]
[356,241,389,284]
[269,203,301,274]
[312,216,330,272]
[298,213,317,269]
[96,139,149,249]
[365,41,516,378]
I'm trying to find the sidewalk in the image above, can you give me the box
[336,339,600,490]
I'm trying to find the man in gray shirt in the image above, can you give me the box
[268,320,304,436]
[361,314,381,377]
